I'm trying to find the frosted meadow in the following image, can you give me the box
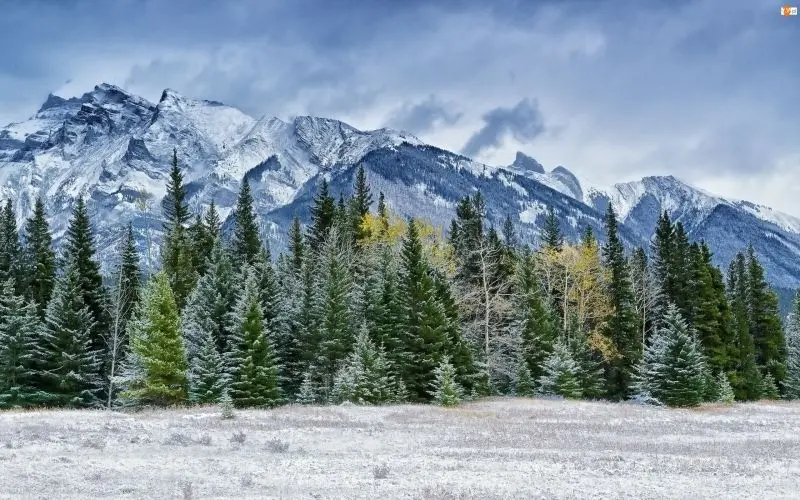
[2,398,799,499]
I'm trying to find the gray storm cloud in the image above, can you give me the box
[385,95,462,135]
[461,98,546,159]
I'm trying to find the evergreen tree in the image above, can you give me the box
[716,372,735,404]
[432,268,480,395]
[450,194,485,283]
[161,149,195,308]
[219,389,235,419]
[690,243,734,376]
[181,239,236,358]
[515,357,534,397]
[162,149,192,230]
[189,201,221,277]
[0,280,45,408]
[349,164,373,243]
[122,272,188,406]
[783,291,800,399]
[330,325,392,405]
[296,372,318,405]
[232,179,262,267]
[254,246,279,330]
[601,203,638,399]
[633,304,708,407]
[61,196,110,361]
[0,200,23,293]
[538,341,582,398]
[311,231,355,396]
[307,179,336,253]
[273,255,306,398]
[512,250,558,381]
[117,224,141,336]
[650,211,674,319]
[542,206,562,251]
[762,373,779,400]
[569,335,606,399]
[226,268,280,407]
[104,224,142,406]
[429,356,463,406]
[377,192,390,236]
[745,246,786,386]
[22,198,56,316]
[728,253,763,400]
[288,216,305,276]
[670,223,693,321]
[188,328,229,404]
[399,219,451,401]
[187,214,208,277]
[38,258,102,408]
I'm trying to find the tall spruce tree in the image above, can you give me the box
[117,224,141,334]
[307,179,336,253]
[542,206,563,251]
[226,267,281,407]
[311,230,355,396]
[188,326,228,404]
[0,200,23,293]
[690,243,734,376]
[105,224,142,406]
[39,257,102,408]
[727,254,763,400]
[633,304,709,407]
[288,216,305,276]
[22,198,56,317]
[122,271,188,406]
[512,249,558,382]
[399,219,451,401]
[0,279,45,408]
[601,203,638,399]
[62,196,110,368]
[745,246,786,386]
[181,239,236,358]
[161,149,195,308]
[349,164,373,243]
[650,211,674,320]
[232,179,262,267]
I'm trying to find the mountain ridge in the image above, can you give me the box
[1,83,798,293]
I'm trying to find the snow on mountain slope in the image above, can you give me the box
[503,152,583,200]
[587,176,800,289]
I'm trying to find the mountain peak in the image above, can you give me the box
[550,166,583,200]
[158,88,187,106]
[510,151,545,174]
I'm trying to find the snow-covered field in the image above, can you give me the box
[1,398,799,499]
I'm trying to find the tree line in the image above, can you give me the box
[0,151,799,409]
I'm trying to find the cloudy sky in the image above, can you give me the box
[1,0,798,213]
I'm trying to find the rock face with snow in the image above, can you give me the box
[1,83,799,295]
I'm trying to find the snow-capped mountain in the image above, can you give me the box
[587,176,800,290]
[0,83,798,296]
[0,83,622,268]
